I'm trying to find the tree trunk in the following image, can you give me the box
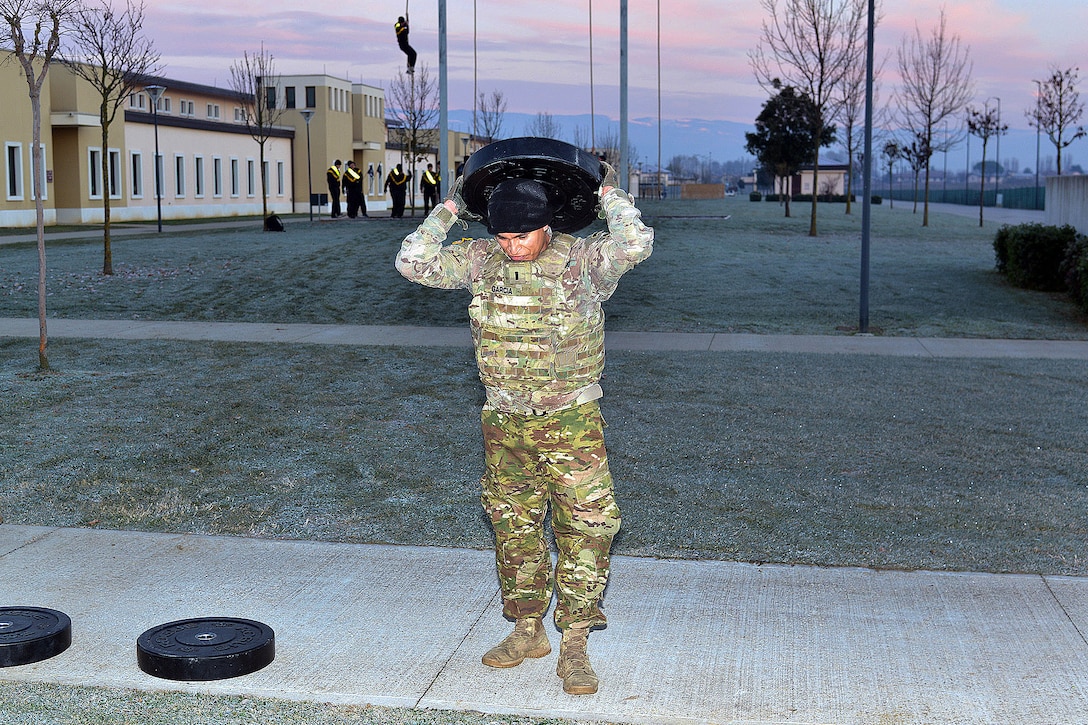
[101,108,113,275]
[32,90,49,371]
[808,150,819,236]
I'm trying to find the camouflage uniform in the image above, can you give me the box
[396,187,653,629]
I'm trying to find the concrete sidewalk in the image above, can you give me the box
[4,317,1088,359]
[3,524,1088,724]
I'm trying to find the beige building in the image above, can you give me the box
[2,53,398,227]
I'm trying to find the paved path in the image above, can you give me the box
[4,317,1088,360]
[3,316,1088,723]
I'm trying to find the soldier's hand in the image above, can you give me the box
[443,175,481,221]
[599,161,619,195]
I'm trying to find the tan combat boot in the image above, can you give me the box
[556,625,598,695]
[481,617,552,668]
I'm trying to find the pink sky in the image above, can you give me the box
[146,0,1086,139]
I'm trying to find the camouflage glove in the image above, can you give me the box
[444,176,481,222]
[599,161,619,193]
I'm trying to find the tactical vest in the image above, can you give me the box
[468,235,605,404]
[344,167,361,182]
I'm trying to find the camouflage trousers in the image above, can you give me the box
[480,400,621,630]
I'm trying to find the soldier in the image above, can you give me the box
[342,161,367,219]
[395,15,417,74]
[326,160,342,218]
[395,165,653,695]
[420,163,440,210]
[384,163,409,218]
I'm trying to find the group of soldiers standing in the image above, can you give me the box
[324,160,441,220]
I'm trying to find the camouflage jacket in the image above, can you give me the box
[395,189,654,413]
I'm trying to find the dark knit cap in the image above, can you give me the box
[486,178,553,234]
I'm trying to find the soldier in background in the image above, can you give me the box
[326,160,342,218]
[395,15,417,74]
[384,163,409,218]
[420,163,440,210]
[342,161,367,219]
[395,166,653,695]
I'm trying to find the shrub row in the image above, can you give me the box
[994,223,1088,312]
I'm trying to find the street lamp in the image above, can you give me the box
[145,84,166,232]
[299,109,315,222]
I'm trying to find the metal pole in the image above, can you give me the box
[619,0,628,190]
[438,0,448,195]
[145,84,166,233]
[994,97,1001,205]
[300,109,315,222]
[1035,80,1042,210]
[859,0,875,333]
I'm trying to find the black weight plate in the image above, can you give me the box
[0,606,72,667]
[461,137,603,234]
[137,617,275,681]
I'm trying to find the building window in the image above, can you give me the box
[230,157,239,197]
[155,95,170,114]
[247,158,256,197]
[285,86,296,109]
[6,143,23,200]
[174,154,185,197]
[206,103,220,119]
[194,156,205,198]
[130,151,143,198]
[129,93,146,110]
[265,86,276,110]
[154,152,164,200]
[213,156,223,197]
[276,161,284,196]
[89,148,102,199]
[305,86,316,108]
[108,149,122,198]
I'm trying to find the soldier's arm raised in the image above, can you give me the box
[395,204,475,290]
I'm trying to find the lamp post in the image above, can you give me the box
[299,109,315,222]
[145,84,166,232]
[1034,80,1042,210]
[989,96,1001,205]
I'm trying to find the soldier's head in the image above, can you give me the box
[487,178,553,262]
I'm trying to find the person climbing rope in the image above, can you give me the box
[395,15,417,74]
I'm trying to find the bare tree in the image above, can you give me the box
[750,0,868,236]
[64,0,160,273]
[836,33,885,215]
[1027,65,1086,176]
[966,102,1007,227]
[1,0,79,371]
[229,44,286,228]
[387,65,438,215]
[526,111,563,140]
[477,89,506,142]
[895,8,973,226]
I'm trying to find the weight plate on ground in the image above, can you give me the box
[461,137,604,234]
[0,606,72,667]
[137,617,275,681]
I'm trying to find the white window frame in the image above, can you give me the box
[246,158,256,197]
[213,156,223,198]
[276,160,285,196]
[130,150,143,199]
[230,157,240,197]
[107,149,122,199]
[206,103,220,120]
[88,147,103,200]
[5,142,23,200]
[173,154,186,198]
[194,155,205,198]
[154,152,164,201]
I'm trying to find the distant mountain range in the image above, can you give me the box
[448,109,1086,175]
